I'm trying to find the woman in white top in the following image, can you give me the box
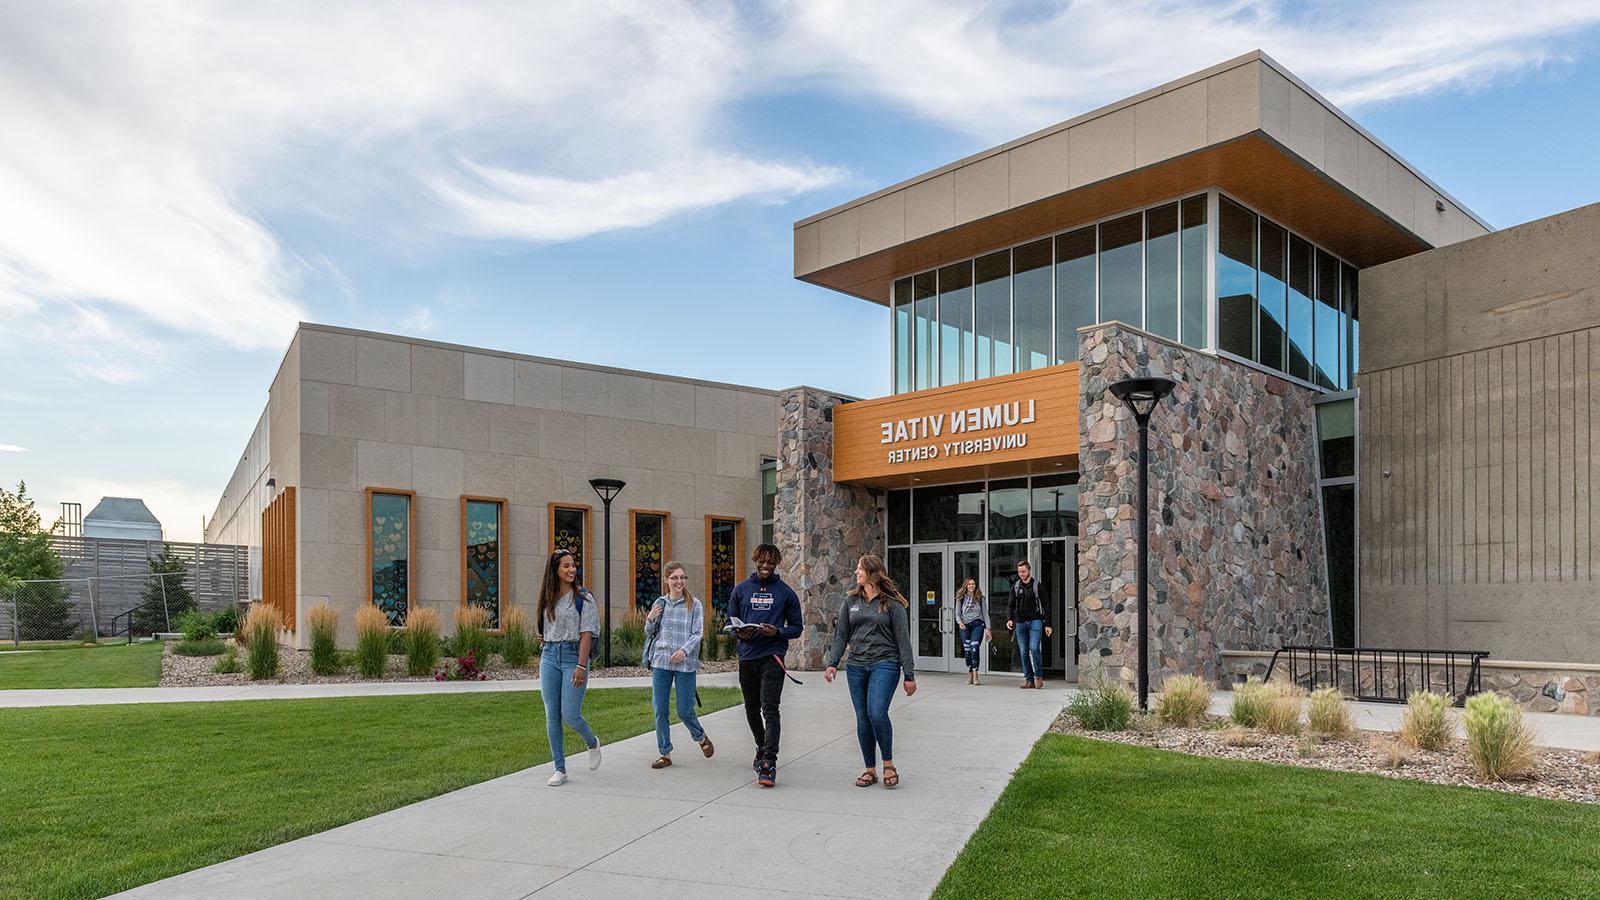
[537,549,603,786]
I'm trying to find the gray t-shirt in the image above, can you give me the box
[541,590,601,644]
[824,593,916,681]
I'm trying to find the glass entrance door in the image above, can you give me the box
[912,545,986,674]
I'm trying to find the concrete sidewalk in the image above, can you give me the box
[0,673,743,708]
[114,672,1066,899]
[1207,690,1600,752]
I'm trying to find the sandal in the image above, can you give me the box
[883,764,899,788]
[651,756,672,769]
[699,736,715,758]
[854,769,878,787]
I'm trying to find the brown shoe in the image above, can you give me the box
[1019,680,1032,689]
[651,756,672,769]
[699,736,715,758]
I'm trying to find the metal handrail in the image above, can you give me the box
[1262,645,1489,706]
[108,598,165,645]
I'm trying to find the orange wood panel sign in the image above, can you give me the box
[833,363,1080,486]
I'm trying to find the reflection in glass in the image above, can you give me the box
[987,542,1025,672]
[709,518,739,616]
[1287,236,1314,381]
[975,250,1013,380]
[1180,196,1208,348]
[1217,197,1257,359]
[370,492,411,626]
[938,261,974,386]
[1145,203,1179,340]
[1343,262,1359,388]
[916,550,943,656]
[887,548,910,624]
[913,271,937,391]
[1054,227,1095,364]
[1315,249,1341,389]
[913,483,985,543]
[1098,213,1143,328]
[1316,399,1356,479]
[1258,219,1288,373]
[1013,239,1052,372]
[552,506,586,586]
[464,499,502,628]
[987,479,1029,540]
[887,489,910,546]
[952,550,982,662]
[632,513,666,610]
[893,278,913,394]
[1322,483,1356,647]
[1031,474,1080,538]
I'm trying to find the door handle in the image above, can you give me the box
[941,606,953,633]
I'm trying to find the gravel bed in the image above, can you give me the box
[160,641,739,688]
[1051,712,1600,805]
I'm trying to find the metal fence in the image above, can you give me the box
[1,570,244,644]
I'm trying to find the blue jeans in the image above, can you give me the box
[960,620,986,671]
[1015,619,1044,682]
[540,641,597,773]
[651,666,705,756]
[847,661,901,767]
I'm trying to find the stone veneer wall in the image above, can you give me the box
[772,386,884,669]
[1077,323,1332,687]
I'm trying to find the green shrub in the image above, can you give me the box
[1155,674,1211,727]
[176,610,216,643]
[1307,687,1353,737]
[212,646,242,674]
[1400,691,1454,751]
[308,604,340,676]
[452,605,491,660]
[1263,684,1305,736]
[406,607,442,677]
[242,604,281,680]
[1068,668,1134,731]
[1230,678,1272,728]
[1461,692,1537,780]
[210,606,239,635]
[386,629,407,655]
[173,637,225,657]
[501,606,533,668]
[355,605,390,679]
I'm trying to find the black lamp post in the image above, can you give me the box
[588,477,626,670]
[1109,376,1178,711]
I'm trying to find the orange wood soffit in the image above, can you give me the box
[833,364,1080,487]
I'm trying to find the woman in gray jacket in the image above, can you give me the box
[956,577,992,685]
[823,554,916,788]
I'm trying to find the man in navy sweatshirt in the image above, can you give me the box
[728,543,802,787]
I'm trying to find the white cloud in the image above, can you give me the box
[0,444,26,453]
[399,306,437,334]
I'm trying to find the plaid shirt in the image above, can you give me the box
[644,595,703,672]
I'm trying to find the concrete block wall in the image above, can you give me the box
[268,324,778,649]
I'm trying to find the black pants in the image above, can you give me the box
[739,656,785,763]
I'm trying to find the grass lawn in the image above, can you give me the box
[0,686,741,899]
[934,734,1600,900]
[0,640,163,689]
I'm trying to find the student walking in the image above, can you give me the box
[728,543,803,787]
[824,554,916,788]
[1005,559,1052,689]
[536,549,603,786]
[955,577,991,685]
[643,561,714,768]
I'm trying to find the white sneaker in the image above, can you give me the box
[547,771,568,787]
[588,737,603,771]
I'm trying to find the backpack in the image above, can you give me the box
[539,587,596,642]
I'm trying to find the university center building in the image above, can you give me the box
[211,52,1600,704]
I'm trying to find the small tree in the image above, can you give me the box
[132,544,195,635]
[0,481,73,640]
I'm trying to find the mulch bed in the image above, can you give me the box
[1050,711,1600,805]
[159,640,740,688]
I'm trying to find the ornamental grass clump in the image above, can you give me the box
[1263,683,1306,736]
[241,604,281,680]
[1229,678,1272,728]
[1306,687,1353,738]
[212,645,242,674]
[1155,674,1211,727]
[452,605,491,660]
[1399,691,1454,751]
[308,604,340,675]
[501,606,533,668]
[1068,668,1134,731]
[1461,691,1538,781]
[405,607,442,677]
[354,605,390,679]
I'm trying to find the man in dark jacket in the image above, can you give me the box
[1006,559,1053,689]
[728,543,803,786]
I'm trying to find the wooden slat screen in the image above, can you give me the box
[261,486,296,629]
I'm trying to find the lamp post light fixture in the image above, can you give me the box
[588,477,626,671]
[1108,376,1178,711]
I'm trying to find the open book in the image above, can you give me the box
[723,616,760,634]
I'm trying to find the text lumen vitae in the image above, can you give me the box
[879,400,1036,464]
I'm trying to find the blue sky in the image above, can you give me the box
[2,1,1599,540]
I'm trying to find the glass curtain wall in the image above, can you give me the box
[974,250,1013,380]
[893,279,913,394]
[1179,196,1208,347]
[1053,228,1094,364]
[913,272,937,391]
[938,261,975,386]
[1315,398,1357,647]
[1144,203,1180,341]
[1014,239,1052,371]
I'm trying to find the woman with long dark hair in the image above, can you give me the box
[537,549,603,786]
[823,554,916,788]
